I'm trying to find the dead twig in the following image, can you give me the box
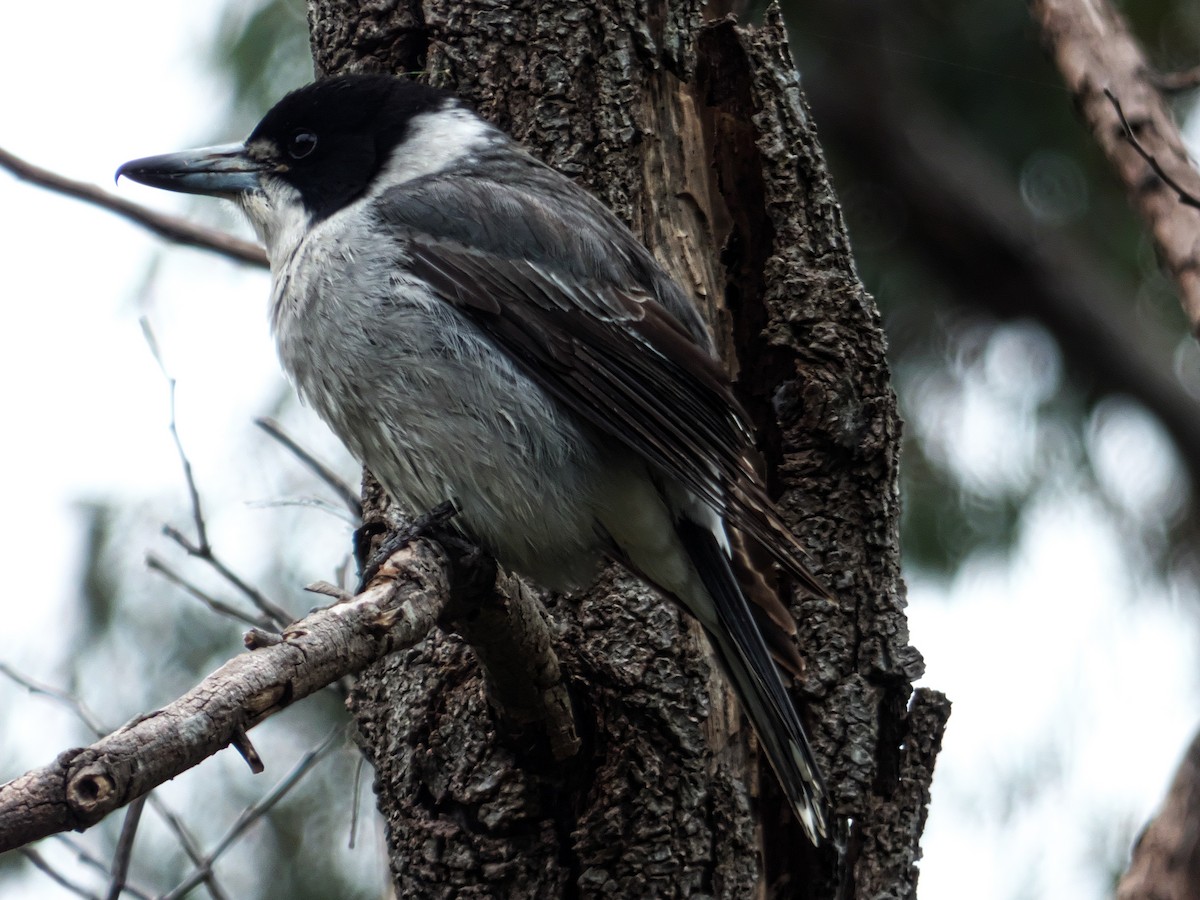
[1032,0,1200,334]
[255,417,363,520]
[0,145,267,268]
[1105,88,1200,209]
[158,726,344,900]
[0,539,450,853]
[104,797,145,900]
[145,554,272,629]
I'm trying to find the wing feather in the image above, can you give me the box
[404,238,831,600]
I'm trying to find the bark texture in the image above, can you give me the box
[306,1,948,896]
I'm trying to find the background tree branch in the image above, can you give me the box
[1032,0,1200,335]
[1117,726,1200,900]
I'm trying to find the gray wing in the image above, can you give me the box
[375,173,830,600]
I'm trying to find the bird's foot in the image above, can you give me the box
[354,500,459,593]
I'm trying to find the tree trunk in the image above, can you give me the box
[305,1,949,896]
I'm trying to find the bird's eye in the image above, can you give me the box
[287,130,318,160]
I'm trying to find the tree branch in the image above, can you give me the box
[255,417,363,520]
[0,145,267,268]
[1031,0,1200,336]
[808,72,1200,498]
[0,540,450,853]
[442,570,582,762]
[1117,726,1200,899]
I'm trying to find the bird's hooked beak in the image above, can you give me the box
[116,143,265,197]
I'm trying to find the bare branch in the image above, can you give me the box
[0,145,267,268]
[1106,89,1200,209]
[20,847,101,900]
[1032,0,1200,335]
[1117,726,1200,899]
[162,525,292,629]
[3,665,227,899]
[144,798,232,900]
[145,554,271,629]
[0,540,451,853]
[104,797,145,900]
[255,418,363,520]
[159,727,343,900]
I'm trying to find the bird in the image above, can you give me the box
[117,73,833,844]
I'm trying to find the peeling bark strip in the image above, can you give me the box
[308,1,946,897]
[1032,0,1200,336]
[0,543,450,853]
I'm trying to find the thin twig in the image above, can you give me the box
[245,496,357,524]
[4,664,227,900]
[1105,88,1200,209]
[0,662,107,735]
[145,554,271,629]
[52,834,154,900]
[20,848,101,900]
[159,727,345,900]
[161,526,293,628]
[143,798,232,900]
[141,323,292,627]
[142,321,209,553]
[104,797,145,900]
[0,145,267,268]
[255,418,363,520]
[349,752,366,850]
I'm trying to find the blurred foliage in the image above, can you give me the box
[211,0,311,133]
[785,0,1199,579]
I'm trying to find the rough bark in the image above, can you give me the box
[306,1,947,897]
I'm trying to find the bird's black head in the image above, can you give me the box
[118,75,487,256]
[244,75,456,221]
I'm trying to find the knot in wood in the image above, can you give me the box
[66,765,117,816]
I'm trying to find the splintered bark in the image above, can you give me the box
[306,1,948,896]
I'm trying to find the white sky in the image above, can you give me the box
[1,4,1198,899]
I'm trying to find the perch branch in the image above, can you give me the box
[0,540,450,853]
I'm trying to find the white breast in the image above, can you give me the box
[268,208,611,588]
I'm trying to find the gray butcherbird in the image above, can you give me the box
[118,74,833,843]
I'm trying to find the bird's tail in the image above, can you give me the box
[675,517,830,845]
